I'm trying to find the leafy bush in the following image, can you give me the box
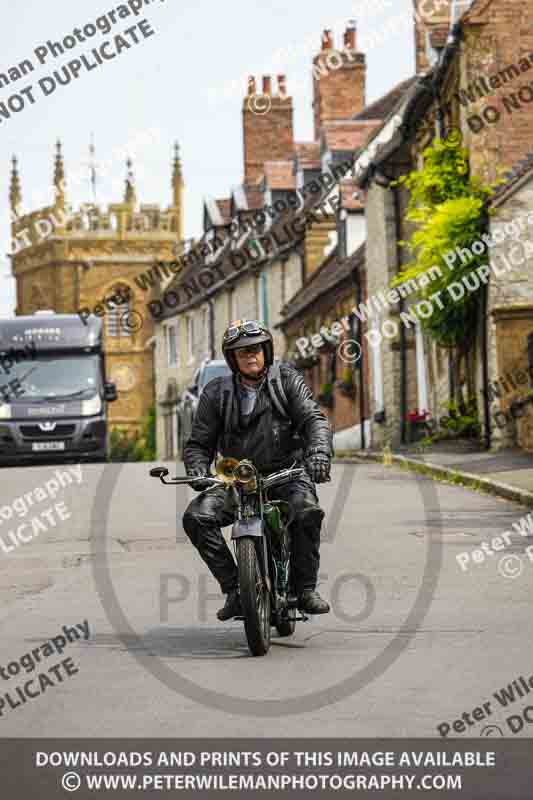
[391,131,501,348]
[439,397,481,439]
[337,367,356,398]
[108,428,139,462]
[317,382,334,408]
[141,404,156,460]
[109,405,156,462]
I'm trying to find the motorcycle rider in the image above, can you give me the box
[182,320,333,621]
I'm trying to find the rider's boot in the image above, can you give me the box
[298,589,330,614]
[217,589,242,621]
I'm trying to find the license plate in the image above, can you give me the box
[32,441,66,451]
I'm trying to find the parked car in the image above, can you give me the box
[177,359,232,458]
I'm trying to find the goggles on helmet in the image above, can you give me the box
[223,320,264,344]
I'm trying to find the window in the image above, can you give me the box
[166,324,178,367]
[107,286,131,338]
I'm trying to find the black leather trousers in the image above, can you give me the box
[182,474,324,595]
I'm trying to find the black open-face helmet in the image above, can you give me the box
[221,319,274,374]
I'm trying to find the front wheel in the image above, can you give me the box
[237,537,271,656]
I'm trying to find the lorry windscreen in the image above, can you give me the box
[6,354,100,402]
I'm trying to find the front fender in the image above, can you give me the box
[231,517,263,539]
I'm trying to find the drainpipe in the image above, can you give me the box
[433,80,456,410]
[392,183,407,445]
[75,262,81,311]
[480,206,491,450]
[351,270,366,450]
[330,346,337,433]
[208,299,215,360]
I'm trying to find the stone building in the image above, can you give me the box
[279,74,418,448]
[8,141,184,438]
[152,23,363,459]
[485,159,533,452]
[351,0,533,450]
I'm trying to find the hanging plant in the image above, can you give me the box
[317,382,334,408]
[390,131,502,348]
[336,366,356,398]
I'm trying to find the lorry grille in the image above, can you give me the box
[19,424,76,439]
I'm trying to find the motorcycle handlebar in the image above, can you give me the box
[261,467,306,488]
[149,465,307,488]
[149,467,224,487]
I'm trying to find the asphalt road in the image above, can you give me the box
[0,459,531,737]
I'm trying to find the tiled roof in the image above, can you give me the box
[293,142,321,169]
[160,180,338,318]
[322,120,379,152]
[262,161,296,190]
[294,142,320,159]
[352,76,417,121]
[243,186,264,210]
[279,243,365,326]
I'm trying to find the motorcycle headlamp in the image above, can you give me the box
[234,460,256,484]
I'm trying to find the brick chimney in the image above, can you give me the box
[243,74,294,185]
[312,22,366,140]
[414,0,453,73]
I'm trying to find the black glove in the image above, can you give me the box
[305,453,331,483]
[186,467,212,492]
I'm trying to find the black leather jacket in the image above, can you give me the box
[183,363,332,476]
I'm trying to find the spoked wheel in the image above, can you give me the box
[237,537,271,656]
[275,530,295,637]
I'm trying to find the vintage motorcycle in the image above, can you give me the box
[150,457,309,656]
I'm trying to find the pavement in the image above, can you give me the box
[339,442,533,507]
[0,458,533,739]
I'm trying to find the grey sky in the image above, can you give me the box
[0,0,415,318]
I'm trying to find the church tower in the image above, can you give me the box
[9,142,185,438]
